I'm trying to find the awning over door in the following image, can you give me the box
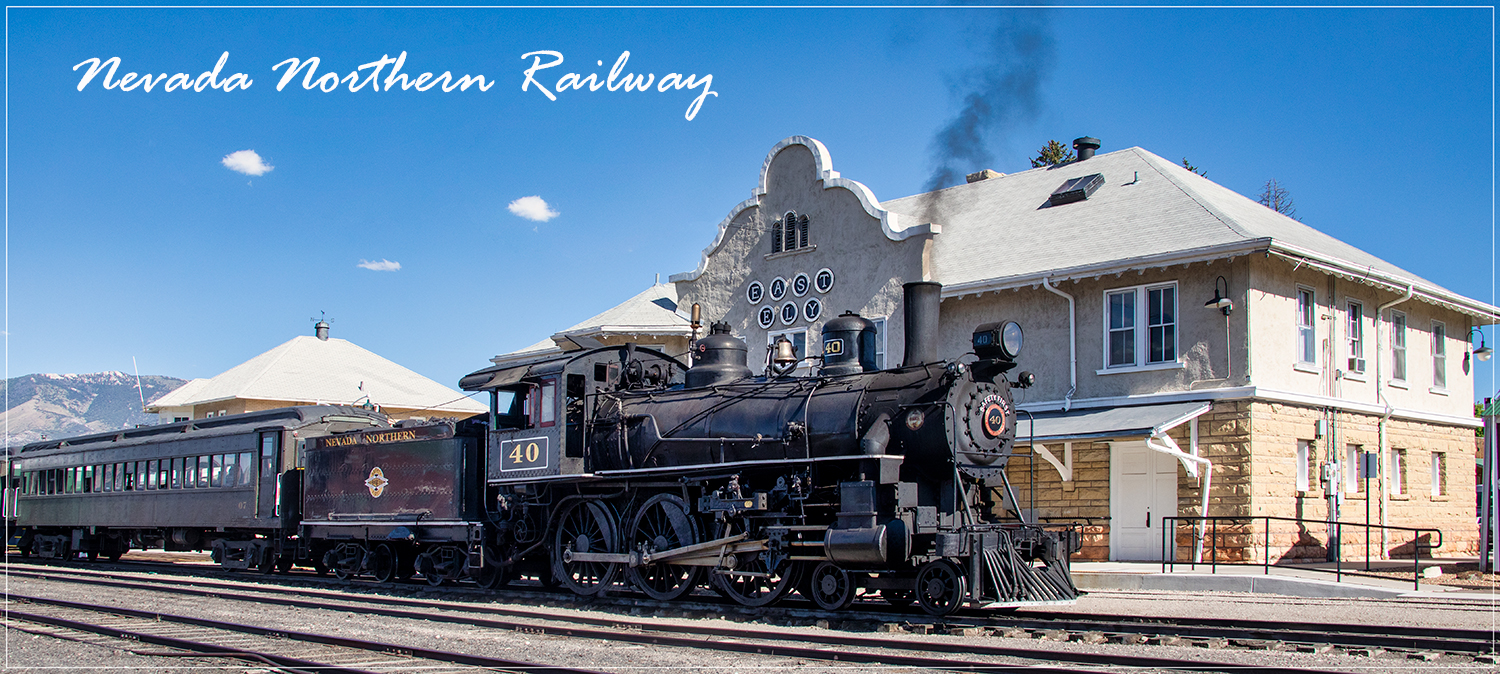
[1015,401,1211,444]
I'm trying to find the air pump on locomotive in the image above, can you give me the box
[458,281,1078,614]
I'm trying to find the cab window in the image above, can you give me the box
[492,387,530,430]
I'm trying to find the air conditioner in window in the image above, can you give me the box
[1348,357,1366,373]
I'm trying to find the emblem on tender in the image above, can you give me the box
[364,466,389,498]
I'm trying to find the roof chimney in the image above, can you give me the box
[1073,136,1101,161]
[315,320,330,341]
[965,169,1003,183]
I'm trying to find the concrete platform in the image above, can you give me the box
[1071,558,1494,599]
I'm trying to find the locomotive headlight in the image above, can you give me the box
[1000,321,1023,359]
[972,321,1024,361]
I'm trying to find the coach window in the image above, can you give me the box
[209,455,222,488]
[171,458,181,489]
[146,460,158,490]
[198,457,210,488]
[182,457,196,488]
[238,452,253,487]
[122,463,134,491]
[112,463,123,492]
[81,466,92,493]
[63,468,73,494]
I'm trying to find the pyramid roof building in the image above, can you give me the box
[148,330,485,420]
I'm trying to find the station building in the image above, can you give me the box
[148,321,486,423]
[494,136,1497,562]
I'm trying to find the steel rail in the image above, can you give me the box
[12,569,1382,674]
[7,593,610,674]
[3,607,378,674]
[11,561,1495,655]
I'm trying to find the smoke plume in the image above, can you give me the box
[923,9,1055,215]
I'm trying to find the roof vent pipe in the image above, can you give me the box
[314,320,330,341]
[902,282,942,367]
[1073,137,1101,161]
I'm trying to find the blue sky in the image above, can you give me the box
[5,6,1495,404]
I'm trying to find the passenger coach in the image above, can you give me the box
[12,406,387,567]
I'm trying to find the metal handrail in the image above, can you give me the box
[1160,515,1444,591]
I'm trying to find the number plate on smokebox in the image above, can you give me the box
[499,437,549,471]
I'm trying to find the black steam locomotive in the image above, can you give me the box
[9,282,1077,616]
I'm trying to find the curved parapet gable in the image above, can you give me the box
[670,136,938,283]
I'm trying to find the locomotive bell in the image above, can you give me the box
[773,336,798,366]
[820,311,878,375]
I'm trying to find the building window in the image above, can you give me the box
[1432,321,1446,389]
[1430,452,1447,497]
[870,317,888,370]
[1391,310,1407,382]
[1346,301,1365,373]
[772,211,810,254]
[1296,440,1312,492]
[1104,282,1178,368]
[768,328,809,372]
[1389,449,1406,496]
[172,416,189,423]
[1297,287,1316,365]
[1345,444,1361,494]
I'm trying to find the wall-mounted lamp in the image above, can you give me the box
[1204,276,1233,316]
[1465,326,1493,374]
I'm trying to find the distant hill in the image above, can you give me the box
[4,372,187,448]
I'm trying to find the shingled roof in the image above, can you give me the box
[146,335,485,415]
[880,146,1497,320]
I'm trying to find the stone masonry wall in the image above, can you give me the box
[1248,401,1478,562]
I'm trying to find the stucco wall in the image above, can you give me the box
[940,260,1250,403]
[674,142,928,366]
[1246,256,1475,420]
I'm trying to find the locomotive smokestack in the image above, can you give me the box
[902,282,942,367]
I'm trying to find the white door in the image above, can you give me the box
[1110,441,1179,561]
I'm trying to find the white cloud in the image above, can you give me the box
[508,195,559,222]
[221,149,273,176]
[357,259,401,272]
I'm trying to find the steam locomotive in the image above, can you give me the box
[9,281,1077,616]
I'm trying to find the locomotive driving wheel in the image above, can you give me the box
[710,522,798,607]
[804,561,856,611]
[552,500,621,596]
[625,494,701,601]
[915,560,967,616]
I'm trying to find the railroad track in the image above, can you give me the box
[10,556,1496,658]
[9,562,1481,672]
[4,593,609,674]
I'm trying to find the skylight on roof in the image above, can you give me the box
[1050,173,1105,205]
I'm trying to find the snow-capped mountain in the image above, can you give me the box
[4,372,187,448]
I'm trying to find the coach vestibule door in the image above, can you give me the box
[1109,440,1179,561]
[257,431,279,517]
